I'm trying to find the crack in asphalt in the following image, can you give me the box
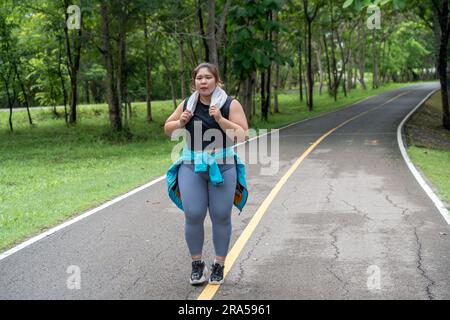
[131,269,148,288]
[235,227,269,285]
[109,258,133,282]
[326,181,334,204]
[58,228,72,241]
[322,180,350,297]
[329,227,341,261]
[385,194,409,222]
[327,266,350,297]
[328,226,350,297]
[384,194,435,298]
[341,200,371,221]
[155,250,164,260]
[413,223,436,300]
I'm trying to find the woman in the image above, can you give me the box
[164,62,249,285]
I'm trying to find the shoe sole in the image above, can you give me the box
[190,265,208,285]
[208,279,224,285]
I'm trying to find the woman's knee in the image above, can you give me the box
[185,207,207,225]
[210,207,232,225]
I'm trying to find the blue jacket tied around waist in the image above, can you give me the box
[166,144,248,214]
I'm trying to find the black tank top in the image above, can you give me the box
[183,95,235,151]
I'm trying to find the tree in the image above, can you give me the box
[302,0,322,111]
[207,0,218,66]
[63,0,83,124]
[344,0,450,130]
[100,0,122,132]
[228,0,290,122]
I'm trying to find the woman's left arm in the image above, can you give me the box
[215,100,249,143]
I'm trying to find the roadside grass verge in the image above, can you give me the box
[406,90,450,210]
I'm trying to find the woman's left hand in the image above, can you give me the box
[209,106,223,123]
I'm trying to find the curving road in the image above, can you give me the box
[1,83,449,300]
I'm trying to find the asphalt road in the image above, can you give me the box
[1,83,449,300]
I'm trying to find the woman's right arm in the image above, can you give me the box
[164,100,192,137]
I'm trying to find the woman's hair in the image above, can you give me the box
[190,62,224,92]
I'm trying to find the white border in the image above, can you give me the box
[397,89,450,225]
[0,87,415,261]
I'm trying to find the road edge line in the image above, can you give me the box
[0,177,165,261]
[396,88,450,225]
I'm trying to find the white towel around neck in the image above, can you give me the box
[186,86,228,114]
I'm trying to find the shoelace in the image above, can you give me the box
[210,263,224,279]
[192,261,204,278]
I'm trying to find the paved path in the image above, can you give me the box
[1,83,449,299]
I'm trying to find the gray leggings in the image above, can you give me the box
[178,161,236,257]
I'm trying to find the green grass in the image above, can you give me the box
[0,81,426,251]
[408,146,450,207]
[406,90,450,209]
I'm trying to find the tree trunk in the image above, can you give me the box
[117,1,128,128]
[261,71,267,120]
[288,68,293,90]
[216,0,231,69]
[273,10,279,112]
[330,27,338,100]
[434,0,450,129]
[241,75,253,124]
[357,20,367,90]
[187,36,198,67]
[101,1,122,132]
[303,0,319,111]
[222,26,228,85]
[84,80,90,104]
[335,25,347,98]
[197,0,209,62]
[323,34,332,96]
[12,62,33,125]
[8,85,16,132]
[315,38,324,95]
[1,67,15,132]
[306,19,314,110]
[266,63,272,116]
[57,39,69,125]
[143,16,153,122]
[264,10,272,117]
[69,75,78,123]
[207,0,218,66]
[178,34,186,100]
[63,0,82,125]
[298,39,304,102]
[347,43,353,90]
[281,67,289,90]
[439,43,450,129]
[380,35,387,84]
[372,30,379,89]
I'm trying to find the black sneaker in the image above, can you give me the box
[209,263,224,285]
[190,260,208,285]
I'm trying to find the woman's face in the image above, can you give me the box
[195,67,217,96]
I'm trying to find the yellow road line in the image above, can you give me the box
[197,89,414,300]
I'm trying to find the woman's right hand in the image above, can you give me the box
[179,110,193,127]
